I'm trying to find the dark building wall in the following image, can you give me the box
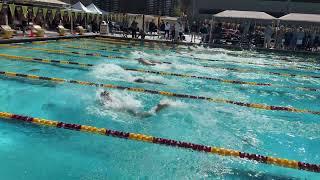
[147,0,176,16]
[69,0,176,15]
[119,0,147,14]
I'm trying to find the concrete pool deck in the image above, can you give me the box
[1,31,320,56]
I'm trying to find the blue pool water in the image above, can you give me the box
[0,38,320,179]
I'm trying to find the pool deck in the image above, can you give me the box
[1,31,320,56]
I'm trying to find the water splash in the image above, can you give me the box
[92,63,135,82]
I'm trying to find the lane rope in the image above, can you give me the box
[0,44,125,59]
[0,111,319,173]
[0,71,319,115]
[92,38,320,72]
[56,44,320,80]
[0,53,272,86]
[1,53,319,92]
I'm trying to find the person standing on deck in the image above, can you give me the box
[131,19,138,38]
[264,25,273,49]
[165,22,171,39]
[190,21,198,43]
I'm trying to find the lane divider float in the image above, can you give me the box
[92,37,181,51]
[0,71,319,115]
[55,44,320,80]
[179,55,320,72]
[83,38,320,72]
[0,44,125,59]
[0,111,319,173]
[0,53,271,87]
[2,53,320,92]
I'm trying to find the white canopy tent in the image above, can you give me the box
[160,16,178,23]
[213,10,276,22]
[279,13,320,25]
[72,2,93,13]
[14,0,68,7]
[86,3,107,15]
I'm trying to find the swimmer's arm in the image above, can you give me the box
[154,103,170,113]
[126,109,153,118]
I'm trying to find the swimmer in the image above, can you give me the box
[100,91,112,102]
[280,57,289,61]
[28,69,40,72]
[136,58,172,65]
[134,78,165,85]
[136,58,156,66]
[99,91,170,118]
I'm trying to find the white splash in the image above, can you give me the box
[92,63,135,82]
[97,90,142,112]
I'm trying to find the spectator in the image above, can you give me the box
[199,23,208,43]
[130,19,138,38]
[149,20,157,36]
[160,20,165,32]
[176,21,184,41]
[264,25,273,48]
[276,25,285,49]
[170,24,175,41]
[190,21,198,43]
[108,21,113,34]
[165,22,170,39]
[296,26,305,50]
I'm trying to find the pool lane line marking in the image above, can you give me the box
[0,54,270,86]
[177,55,320,72]
[95,37,181,48]
[61,44,129,53]
[0,53,318,92]
[1,43,320,83]
[92,37,183,50]
[29,38,319,73]
[0,44,176,65]
[30,39,133,53]
[55,44,320,80]
[0,71,319,115]
[89,39,320,72]
[0,44,124,59]
[0,54,93,67]
[90,38,319,70]
[2,53,320,92]
[0,111,319,173]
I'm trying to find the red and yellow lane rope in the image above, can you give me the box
[0,111,319,173]
[0,53,319,92]
[0,54,272,87]
[0,71,319,115]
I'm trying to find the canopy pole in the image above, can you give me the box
[209,16,214,45]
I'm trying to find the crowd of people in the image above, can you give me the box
[1,5,320,52]
[205,21,320,52]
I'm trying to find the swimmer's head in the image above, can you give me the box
[100,91,111,100]
[134,78,144,83]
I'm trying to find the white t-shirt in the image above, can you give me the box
[165,24,170,31]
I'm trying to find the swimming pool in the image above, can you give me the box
[0,37,319,179]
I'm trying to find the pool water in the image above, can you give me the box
[0,38,319,179]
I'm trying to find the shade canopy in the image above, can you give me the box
[279,13,320,24]
[14,0,68,7]
[214,10,276,21]
[72,2,93,13]
[86,3,107,14]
